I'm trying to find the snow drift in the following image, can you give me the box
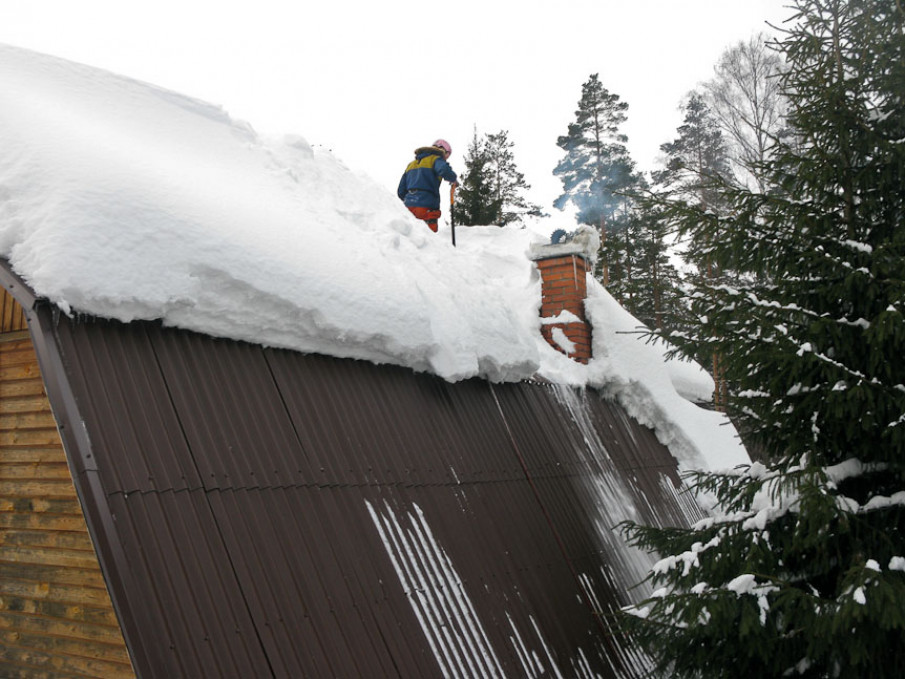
[0,44,747,471]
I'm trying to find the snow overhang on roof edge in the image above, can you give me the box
[0,258,39,312]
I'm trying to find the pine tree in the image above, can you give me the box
[620,1,905,677]
[553,74,641,285]
[656,93,731,221]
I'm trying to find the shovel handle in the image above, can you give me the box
[450,184,457,247]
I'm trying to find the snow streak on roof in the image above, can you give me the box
[0,44,747,471]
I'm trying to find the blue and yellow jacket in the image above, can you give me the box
[397,147,458,210]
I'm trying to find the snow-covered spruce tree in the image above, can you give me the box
[619,1,905,677]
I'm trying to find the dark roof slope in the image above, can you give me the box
[4,261,701,678]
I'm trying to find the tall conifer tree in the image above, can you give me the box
[553,74,640,285]
[656,93,734,406]
[656,93,731,223]
[620,1,905,676]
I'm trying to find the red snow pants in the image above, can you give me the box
[407,206,442,232]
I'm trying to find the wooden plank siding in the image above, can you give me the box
[1,312,135,679]
[1,288,27,334]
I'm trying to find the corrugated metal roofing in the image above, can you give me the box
[3,259,704,678]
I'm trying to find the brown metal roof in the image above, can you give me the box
[3,259,703,678]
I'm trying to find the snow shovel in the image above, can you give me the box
[450,183,457,247]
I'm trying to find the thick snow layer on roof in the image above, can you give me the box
[0,44,747,471]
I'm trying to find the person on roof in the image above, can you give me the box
[397,139,458,233]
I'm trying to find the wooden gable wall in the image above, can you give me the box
[1,287,27,335]
[0,288,134,678]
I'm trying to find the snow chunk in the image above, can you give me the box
[726,573,758,595]
[652,539,720,576]
[843,239,873,254]
[541,310,583,325]
[742,505,788,531]
[792,657,813,675]
[862,491,905,512]
[550,327,576,354]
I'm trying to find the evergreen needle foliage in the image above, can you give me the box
[553,74,641,283]
[553,73,637,229]
[454,128,500,226]
[453,127,541,226]
[619,1,905,676]
[552,73,685,329]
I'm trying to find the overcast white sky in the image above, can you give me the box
[1,0,791,213]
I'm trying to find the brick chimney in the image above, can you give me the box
[529,227,598,364]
